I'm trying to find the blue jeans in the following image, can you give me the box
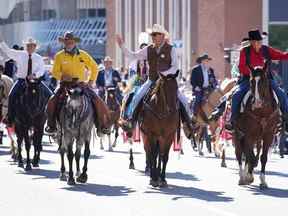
[231,78,288,121]
[192,91,204,115]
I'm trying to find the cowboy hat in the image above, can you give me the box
[103,56,113,62]
[248,29,267,41]
[146,24,168,36]
[58,31,81,43]
[196,53,212,64]
[22,37,38,46]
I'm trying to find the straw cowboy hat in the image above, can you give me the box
[22,37,39,48]
[58,31,81,43]
[146,24,168,36]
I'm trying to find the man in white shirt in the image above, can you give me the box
[116,24,194,138]
[0,35,53,126]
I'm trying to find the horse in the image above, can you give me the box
[139,73,180,187]
[57,84,94,185]
[99,86,120,151]
[233,66,280,189]
[14,78,50,170]
[193,78,236,167]
[0,74,15,156]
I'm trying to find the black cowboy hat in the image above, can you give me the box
[248,29,265,41]
[58,31,81,43]
[196,53,212,64]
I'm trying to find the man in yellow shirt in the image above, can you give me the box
[45,31,111,134]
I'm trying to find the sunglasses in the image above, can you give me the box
[151,32,162,37]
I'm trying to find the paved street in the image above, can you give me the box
[0,133,287,216]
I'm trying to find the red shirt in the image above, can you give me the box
[238,46,288,76]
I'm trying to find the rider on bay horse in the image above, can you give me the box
[0,34,53,127]
[116,24,194,138]
[190,53,218,122]
[45,31,111,135]
[96,56,122,102]
[212,29,288,132]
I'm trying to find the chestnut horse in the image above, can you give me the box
[140,74,179,187]
[234,66,280,189]
[193,78,236,167]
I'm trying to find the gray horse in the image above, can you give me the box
[57,86,94,185]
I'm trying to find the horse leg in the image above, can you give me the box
[235,138,245,185]
[112,126,118,148]
[75,145,81,177]
[145,151,150,175]
[150,141,159,187]
[77,140,90,183]
[24,134,32,171]
[66,144,75,185]
[254,140,262,168]
[99,134,104,150]
[108,134,113,152]
[197,128,204,156]
[128,138,135,169]
[221,147,227,168]
[259,135,272,190]
[0,130,3,144]
[11,139,17,161]
[17,136,24,167]
[159,151,169,188]
[32,129,43,167]
[59,147,67,181]
[244,142,256,184]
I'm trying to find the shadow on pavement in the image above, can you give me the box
[145,184,234,202]
[247,185,288,198]
[17,168,60,179]
[62,183,136,196]
[106,150,142,155]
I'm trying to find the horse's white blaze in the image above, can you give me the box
[254,77,261,105]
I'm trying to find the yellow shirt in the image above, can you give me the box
[52,49,98,81]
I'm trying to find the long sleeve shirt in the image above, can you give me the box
[52,49,98,81]
[238,46,288,76]
[0,42,45,79]
[120,43,178,76]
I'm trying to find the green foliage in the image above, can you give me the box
[269,25,288,51]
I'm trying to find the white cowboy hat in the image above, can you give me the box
[23,37,38,46]
[103,56,113,62]
[146,24,168,36]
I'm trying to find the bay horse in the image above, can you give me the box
[14,78,50,170]
[99,86,120,151]
[234,65,280,189]
[193,78,236,167]
[140,73,180,187]
[57,84,94,185]
[0,74,15,157]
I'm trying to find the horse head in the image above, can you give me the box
[249,64,271,110]
[105,86,119,111]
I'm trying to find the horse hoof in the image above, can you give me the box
[67,177,76,185]
[238,179,246,185]
[260,183,268,190]
[25,164,32,171]
[76,173,88,183]
[18,162,24,168]
[108,148,113,152]
[150,179,159,188]
[100,146,104,150]
[129,163,135,170]
[221,162,227,168]
[215,153,220,158]
[59,173,67,181]
[199,151,204,156]
[159,180,168,188]
[76,171,81,177]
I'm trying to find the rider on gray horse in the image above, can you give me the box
[116,24,194,138]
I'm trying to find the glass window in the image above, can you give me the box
[98,9,106,17]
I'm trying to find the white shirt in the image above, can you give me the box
[104,69,113,87]
[0,42,45,79]
[201,63,209,88]
[121,43,178,76]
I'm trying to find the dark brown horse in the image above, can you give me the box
[140,74,180,187]
[99,86,121,151]
[234,66,280,189]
